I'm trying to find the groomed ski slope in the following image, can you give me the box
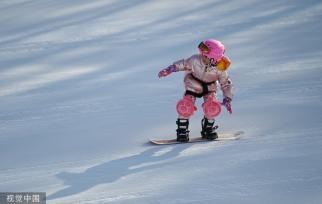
[1,0,322,203]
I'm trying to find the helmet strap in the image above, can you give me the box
[209,58,216,67]
[204,57,216,72]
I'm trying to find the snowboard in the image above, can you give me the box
[149,131,244,145]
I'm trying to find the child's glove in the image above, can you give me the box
[158,65,177,78]
[222,97,232,114]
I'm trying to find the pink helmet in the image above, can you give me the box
[198,39,225,61]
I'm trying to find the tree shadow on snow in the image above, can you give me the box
[48,144,190,200]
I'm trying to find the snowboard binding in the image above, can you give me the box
[201,117,218,140]
[176,118,190,142]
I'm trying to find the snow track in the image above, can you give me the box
[1,0,322,203]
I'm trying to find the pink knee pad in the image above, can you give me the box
[176,96,197,118]
[202,96,222,119]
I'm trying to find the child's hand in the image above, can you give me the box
[222,97,232,114]
[158,65,176,78]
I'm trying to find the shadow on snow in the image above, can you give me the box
[48,144,190,200]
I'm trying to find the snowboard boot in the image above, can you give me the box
[201,117,218,140]
[176,118,190,142]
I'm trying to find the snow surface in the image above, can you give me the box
[1,0,322,203]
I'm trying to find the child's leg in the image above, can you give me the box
[176,94,197,119]
[175,94,196,142]
[202,93,221,120]
[201,93,220,140]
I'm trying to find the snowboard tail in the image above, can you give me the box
[149,131,244,145]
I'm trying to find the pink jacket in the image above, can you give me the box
[173,54,233,99]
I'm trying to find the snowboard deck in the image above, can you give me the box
[149,131,244,145]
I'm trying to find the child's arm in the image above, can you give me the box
[218,71,233,113]
[218,71,233,99]
[158,56,194,78]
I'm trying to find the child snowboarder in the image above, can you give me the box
[158,39,233,142]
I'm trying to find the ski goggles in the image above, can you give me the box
[198,42,209,53]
